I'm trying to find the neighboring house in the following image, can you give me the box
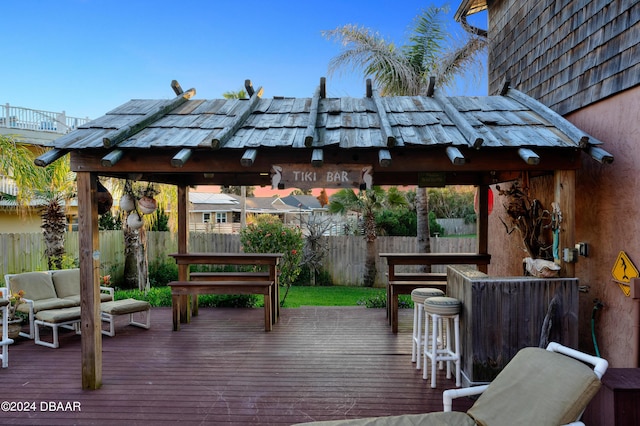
[188,192,329,233]
[456,0,639,368]
[1,104,88,233]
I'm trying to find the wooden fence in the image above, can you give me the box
[0,232,476,287]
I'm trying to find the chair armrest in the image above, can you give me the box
[0,287,7,298]
[546,342,609,379]
[442,385,489,412]
[100,286,115,298]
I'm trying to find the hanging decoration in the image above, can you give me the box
[96,180,113,215]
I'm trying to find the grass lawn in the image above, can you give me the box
[282,286,385,307]
[115,285,408,308]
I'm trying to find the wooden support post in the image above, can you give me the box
[476,184,489,274]
[177,185,191,326]
[555,170,576,277]
[77,172,102,389]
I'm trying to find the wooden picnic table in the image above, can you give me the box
[379,253,491,333]
[169,252,283,331]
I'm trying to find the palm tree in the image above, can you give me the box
[329,187,408,286]
[0,136,76,269]
[324,5,487,268]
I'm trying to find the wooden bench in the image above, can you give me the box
[380,253,491,333]
[169,253,283,330]
[189,271,270,281]
[168,280,275,331]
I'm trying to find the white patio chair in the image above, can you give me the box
[0,287,15,368]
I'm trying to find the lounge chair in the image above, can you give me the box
[296,342,608,426]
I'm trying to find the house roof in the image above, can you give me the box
[39,78,613,188]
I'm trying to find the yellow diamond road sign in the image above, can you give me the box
[611,251,638,284]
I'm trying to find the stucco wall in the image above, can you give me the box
[567,86,640,368]
[488,87,640,367]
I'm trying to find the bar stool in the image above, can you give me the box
[423,296,461,388]
[411,288,445,368]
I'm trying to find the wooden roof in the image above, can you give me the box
[39,78,613,188]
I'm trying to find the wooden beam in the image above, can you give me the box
[100,150,124,167]
[245,79,254,97]
[555,170,575,277]
[366,79,373,98]
[499,77,510,96]
[171,80,184,95]
[241,149,258,167]
[505,88,600,148]
[426,76,436,97]
[446,146,466,165]
[371,88,397,147]
[171,148,193,168]
[378,149,392,167]
[212,87,263,147]
[103,88,196,148]
[320,76,326,99]
[77,172,102,389]
[518,148,540,165]
[434,93,484,148]
[304,79,324,147]
[587,146,614,164]
[311,149,323,167]
[34,148,68,167]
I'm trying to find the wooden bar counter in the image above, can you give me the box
[446,265,579,386]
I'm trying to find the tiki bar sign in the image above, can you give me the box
[271,164,373,190]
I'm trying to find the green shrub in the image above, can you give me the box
[114,287,256,308]
[148,260,178,287]
[357,292,413,309]
[240,215,304,305]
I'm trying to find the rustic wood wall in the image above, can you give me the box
[488,0,639,115]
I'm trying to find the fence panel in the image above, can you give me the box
[1,232,476,287]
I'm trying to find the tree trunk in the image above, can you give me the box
[415,187,432,273]
[136,226,150,292]
[363,209,377,287]
[123,224,138,289]
[41,199,67,270]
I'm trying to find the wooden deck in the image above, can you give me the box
[0,306,472,425]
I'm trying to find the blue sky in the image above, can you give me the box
[3,1,487,120]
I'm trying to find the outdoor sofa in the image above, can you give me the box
[4,269,150,347]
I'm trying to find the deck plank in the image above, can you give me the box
[0,306,472,425]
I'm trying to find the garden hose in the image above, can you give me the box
[591,299,604,357]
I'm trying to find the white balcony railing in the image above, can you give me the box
[0,103,90,134]
[0,176,18,196]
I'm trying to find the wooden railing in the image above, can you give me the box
[0,103,90,134]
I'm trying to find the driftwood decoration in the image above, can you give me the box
[496,180,553,259]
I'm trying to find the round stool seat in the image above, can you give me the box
[411,288,445,304]
[424,296,461,316]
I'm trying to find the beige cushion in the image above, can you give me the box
[410,288,445,304]
[101,299,150,315]
[467,347,601,426]
[9,272,57,301]
[17,297,77,314]
[35,306,81,323]
[424,297,461,316]
[51,269,112,303]
[294,412,474,426]
[51,269,80,299]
